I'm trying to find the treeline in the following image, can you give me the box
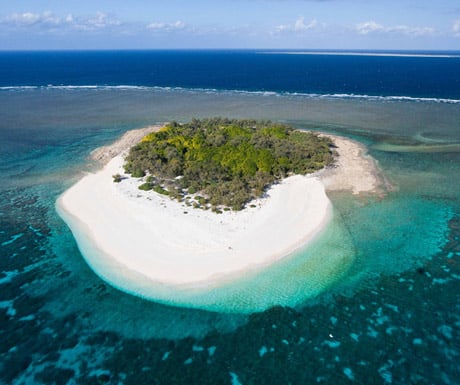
[124,118,333,210]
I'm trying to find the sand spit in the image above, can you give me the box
[90,124,163,164]
[319,134,387,195]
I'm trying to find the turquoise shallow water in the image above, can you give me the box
[57,179,355,314]
[1,88,459,384]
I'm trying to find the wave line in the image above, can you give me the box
[1,85,459,104]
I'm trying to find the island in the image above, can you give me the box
[57,118,384,312]
[123,119,334,211]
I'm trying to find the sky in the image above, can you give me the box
[1,0,460,50]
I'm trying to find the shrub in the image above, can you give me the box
[131,168,145,178]
[153,185,169,196]
[188,186,196,194]
[138,183,153,191]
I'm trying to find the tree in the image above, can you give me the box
[124,118,333,210]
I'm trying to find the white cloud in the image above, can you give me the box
[73,12,121,31]
[275,16,318,33]
[355,21,384,35]
[7,11,63,27]
[356,20,435,37]
[147,20,186,32]
[2,11,121,32]
[453,20,460,37]
[7,12,40,26]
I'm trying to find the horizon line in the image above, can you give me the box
[1,48,460,54]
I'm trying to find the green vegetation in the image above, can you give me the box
[112,173,122,183]
[138,182,153,191]
[131,168,145,178]
[152,185,170,196]
[124,118,333,210]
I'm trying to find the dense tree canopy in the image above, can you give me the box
[123,118,333,210]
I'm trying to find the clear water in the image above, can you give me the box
[61,212,356,314]
[1,86,459,383]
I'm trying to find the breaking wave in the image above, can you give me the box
[1,84,460,104]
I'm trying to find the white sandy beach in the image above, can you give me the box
[59,155,332,286]
[57,127,383,292]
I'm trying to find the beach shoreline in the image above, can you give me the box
[90,124,164,164]
[58,154,333,286]
[57,124,386,300]
[318,133,388,195]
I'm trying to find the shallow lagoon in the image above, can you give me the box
[1,88,459,384]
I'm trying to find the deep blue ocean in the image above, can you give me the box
[1,50,460,384]
[2,50,460,101]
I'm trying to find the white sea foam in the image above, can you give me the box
[1,85,460,104]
